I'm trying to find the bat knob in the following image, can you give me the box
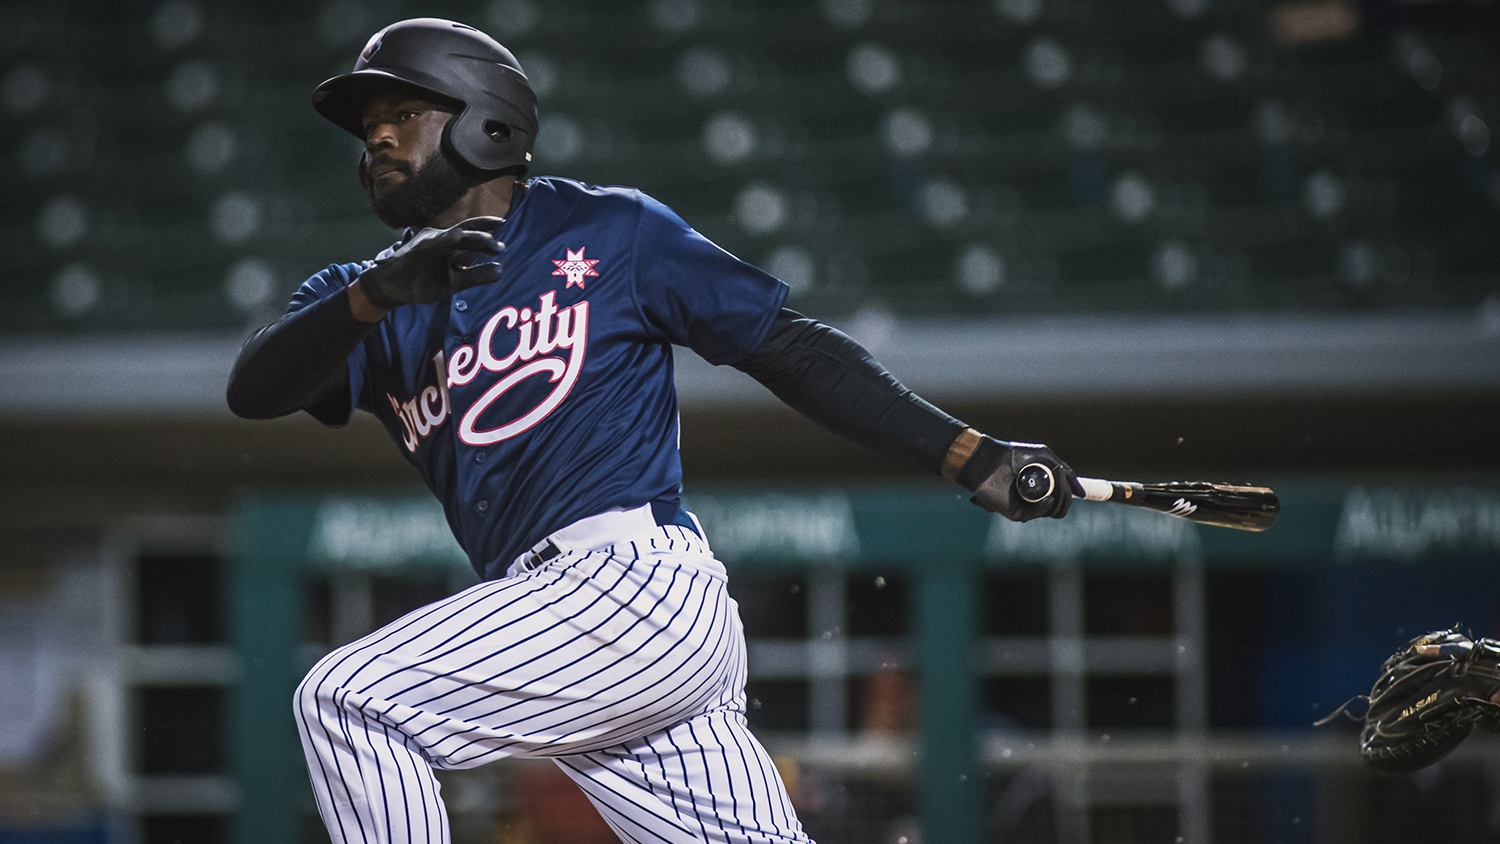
[1016,463,1055,503]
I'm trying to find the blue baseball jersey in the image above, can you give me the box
[288,177,788,579]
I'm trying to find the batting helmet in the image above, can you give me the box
[312,18,538,175]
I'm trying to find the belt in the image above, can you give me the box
[514,501,702,573]
[522,540,563,571]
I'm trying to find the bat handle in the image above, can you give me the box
[1016,463,1055,503]
[1076,477,1115,501]
[1019,466,1117,503]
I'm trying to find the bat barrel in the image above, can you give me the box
[1133,481,1280,531]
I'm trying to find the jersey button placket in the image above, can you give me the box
[454,299,468,312]
[475,500,488,513]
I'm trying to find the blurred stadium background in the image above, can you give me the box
[1,0,1499,842]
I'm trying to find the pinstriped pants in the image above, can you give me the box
[295,526,813,844]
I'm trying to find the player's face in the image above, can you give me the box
[358,90,475,229]
[359,92,454,196]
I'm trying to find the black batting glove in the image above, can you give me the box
[357,216,506,311]
[956,436,1081,521]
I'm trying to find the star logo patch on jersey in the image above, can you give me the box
[552,247,600,289]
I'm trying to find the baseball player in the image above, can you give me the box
[226,17,1078,844]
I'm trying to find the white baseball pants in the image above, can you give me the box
[294,512,813,844]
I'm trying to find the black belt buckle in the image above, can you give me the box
[524,540,561,570]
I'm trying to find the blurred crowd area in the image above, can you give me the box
[0,0,1497,334]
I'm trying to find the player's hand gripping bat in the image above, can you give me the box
[357,217,506,310]
[1016,463,1279,531]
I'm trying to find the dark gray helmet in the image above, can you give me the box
[312,18,538,175]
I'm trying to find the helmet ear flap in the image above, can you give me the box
[443,107,532,175]
[438,110,486,178]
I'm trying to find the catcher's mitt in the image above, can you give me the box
[1338,628,1500,773]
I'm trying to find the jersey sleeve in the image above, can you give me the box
[630,195,789,366]
[286,262,373,423]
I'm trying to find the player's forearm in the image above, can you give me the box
[346,279,393,323]
[732,310,968,476]
[226,287,374,419]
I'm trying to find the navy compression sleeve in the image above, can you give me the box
[731,309,977,478]
[225,287,372,423]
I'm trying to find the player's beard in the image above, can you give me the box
[362,147,478,230]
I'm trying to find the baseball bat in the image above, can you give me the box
[1016,463,1279,532]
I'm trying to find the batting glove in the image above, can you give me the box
[961,438,1081,521]
[357,216,506,310]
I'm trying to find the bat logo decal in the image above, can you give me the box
[1167,498,1198,517]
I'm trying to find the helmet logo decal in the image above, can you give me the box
[360,30,384,64]
[551,248,600,289]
